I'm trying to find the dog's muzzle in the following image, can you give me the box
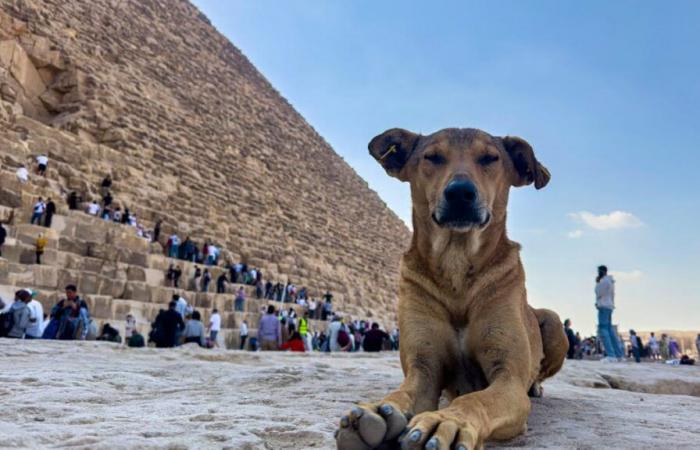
[432,178,491,230]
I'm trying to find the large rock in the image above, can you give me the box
[0,40,46,98]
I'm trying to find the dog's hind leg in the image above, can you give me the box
[532,307,567,383]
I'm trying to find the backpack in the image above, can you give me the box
[0,311,14,337]
[337,328,350,348]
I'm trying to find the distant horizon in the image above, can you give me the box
[193,0,700,336]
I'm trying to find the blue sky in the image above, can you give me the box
[194,0,700,335]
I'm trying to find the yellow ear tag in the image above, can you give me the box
[379,144,398,162]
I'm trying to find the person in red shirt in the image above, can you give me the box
[280,329,306,352]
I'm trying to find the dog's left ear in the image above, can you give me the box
[368,128,420,182]
[502,136,551,189]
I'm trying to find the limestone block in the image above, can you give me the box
[126,265,145,282]
[123,281,150,302]
[78,272,102,294]
[31,264,58,289]
[98,277,125,298]
[85,295,113,319]
[0,40,46,98]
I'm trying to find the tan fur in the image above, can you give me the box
[336,128,568,450]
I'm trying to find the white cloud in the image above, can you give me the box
[610,270,643,282]
[567,229,583,239]
[568,210,643,230]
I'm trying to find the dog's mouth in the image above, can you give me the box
[431,209,491,231]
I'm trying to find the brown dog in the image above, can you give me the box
[335,128,567,450]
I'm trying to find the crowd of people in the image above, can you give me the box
[562,265,700,365]
[250,304,398,353]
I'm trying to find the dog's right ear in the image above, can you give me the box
[368,128,420,182]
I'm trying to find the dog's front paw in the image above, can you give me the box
[399,409,482,450]
[335,402,409,450]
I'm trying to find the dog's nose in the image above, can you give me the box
[444,178,477,205]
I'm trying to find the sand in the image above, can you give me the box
[1,340,699,449]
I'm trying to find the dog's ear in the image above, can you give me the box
[368,128,420,181]
[502,136,551,189]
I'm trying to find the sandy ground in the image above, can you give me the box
[1,341,699,449]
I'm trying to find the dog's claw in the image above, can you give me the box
[425,437,439,449]
[340,416,349,428]
[380,404,393,416]
[408,430,422,442]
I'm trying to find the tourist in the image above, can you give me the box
[280,326,305,352]
[174,294,188,319]
[125,313,136,340]
[696,334,700,359]
[45,285,90,340]
[669,337,681,359]
[173,265,182,288]
[182,237,196,262]
[308,298,317,319]
[648,332,660,360]
[201,269,211,292]
[209,308,221,348]
[239,319,249,350]
[36,154,48,176]
[391,328,400,350]
[6,290,32,338]
[121,207,130,224]
[0,222,6,257]
[595,265,623,361]
[102,191,113,209]
[25,291,44,339]
[100,175,112,196]
[30,197,45,224]
[258,305,281,351]
[216,272,227,294]
[152,301,185,348]
[182,310,206,347]
[564,319,578,359]
[298,311,310,350]
[97,323,122,343]
[207,242,218,266]
[128,328,145,348]
[153,219,162,243]
[363,323,389,352]
[112,207,122,223]
[235,286,246,312]
[629,329,642,363]
[322,294,333,321]
[166,264,177,287]
[16,165,29,183]
[328,315,344,352]
[86,200,100,216]
[35,233,48,264]
[68,191,79,210]
[660,333,670,360]
[264,280,273,299]
[255,279,263,299]
[44,198,56,228]
[280,318,290,344]
[192,266,202,290]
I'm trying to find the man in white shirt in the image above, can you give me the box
[209,309,221,348]
[25,292,44,339]
[239,320,248,350]
[30,198,46,225]
[86,201,100,216]
[16,165,29,183]
[36,154,48,176]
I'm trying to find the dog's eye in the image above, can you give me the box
[424,153,446,165]
[477,154,499,166]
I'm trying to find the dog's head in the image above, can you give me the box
[369,128,549,232]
